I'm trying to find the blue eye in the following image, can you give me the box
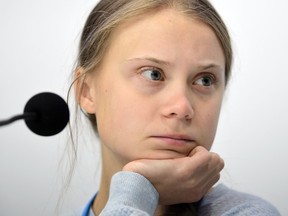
[194,74,215,87]
[141,68,164,81]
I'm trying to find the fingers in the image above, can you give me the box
[182,146,224,180]
[165,148,224,203]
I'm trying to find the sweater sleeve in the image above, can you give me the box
[99,171,159,216]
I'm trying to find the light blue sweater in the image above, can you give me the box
[81,171,280,216]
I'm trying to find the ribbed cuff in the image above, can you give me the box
[104,171,159,215]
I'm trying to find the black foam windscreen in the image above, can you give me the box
[24,92,69,136]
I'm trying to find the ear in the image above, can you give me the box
[74,67,96,114]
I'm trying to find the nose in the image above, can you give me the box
[161,89,194,121]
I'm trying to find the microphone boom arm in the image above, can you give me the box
[0,113,37,127]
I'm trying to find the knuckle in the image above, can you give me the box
[211,173,221,186]
[197,150,211,163]
[219,158,225,170]
[210,152,224,165]
[214,173,221,182]
[191,188,205,201]
[210,152,220,160]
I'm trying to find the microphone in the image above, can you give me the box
[0,92,69,136]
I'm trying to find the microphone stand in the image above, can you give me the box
[0,113,37,127]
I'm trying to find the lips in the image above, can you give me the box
[151,134,194,146]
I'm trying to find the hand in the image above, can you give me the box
[123,146,224,205]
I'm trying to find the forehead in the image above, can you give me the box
[103,8,225,68]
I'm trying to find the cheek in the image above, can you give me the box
[95,86,149,146]
[96,94,152,163]
[197,99,223,149]
[96,90,127,137]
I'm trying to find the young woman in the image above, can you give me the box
[70,0,280,215]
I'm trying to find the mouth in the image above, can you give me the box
[151,134,195,146]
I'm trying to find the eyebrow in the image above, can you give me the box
[125,57,224,71]
[199,63,224,71]
[125,57,171,66]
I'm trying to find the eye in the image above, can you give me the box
[194,74,216,87]
[140,67,164,81]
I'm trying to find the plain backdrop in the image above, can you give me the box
[0,0,287,215]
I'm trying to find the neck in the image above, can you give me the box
[92,173,110,215]
[92,144,124,215]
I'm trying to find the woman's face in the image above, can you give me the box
[82,8,225,167]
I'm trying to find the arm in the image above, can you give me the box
[100,172,159,216]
